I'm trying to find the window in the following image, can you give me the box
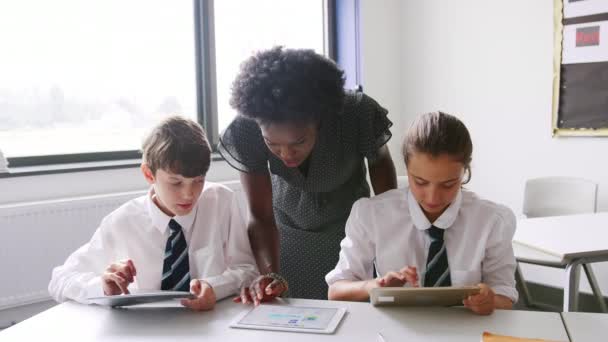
[0,0,333,169]
[213,0,326,134]
[0,1,197,162]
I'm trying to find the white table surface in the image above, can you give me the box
[0,298,569,341]
[514,212,608,260]
[561,312,608,342]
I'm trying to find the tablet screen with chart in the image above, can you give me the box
[237,305,339,330]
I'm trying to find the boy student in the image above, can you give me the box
[48,116,258,311]
[326,112,518,315]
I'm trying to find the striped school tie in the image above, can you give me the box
[161,219,191,291]
[424,226,452,287]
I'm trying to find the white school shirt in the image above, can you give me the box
[48,182,259,303]
[325,187,518,302]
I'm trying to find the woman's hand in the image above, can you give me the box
[233,273,288,306]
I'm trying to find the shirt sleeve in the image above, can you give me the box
[201,191,259,300]
[355,93,393,163]
[482,207,519,303]
[217,116,270,174]
[325,198,376,285]
[47,217,115,303]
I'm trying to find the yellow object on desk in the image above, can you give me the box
[482,332,566,342]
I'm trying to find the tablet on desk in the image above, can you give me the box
[370,286,481,307]
[87,291,195,307]
[230,304,347,334]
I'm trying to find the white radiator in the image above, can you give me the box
[0,191,145,310]
[0,180,246,310]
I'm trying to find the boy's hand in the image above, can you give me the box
[102,259,137,295]
[463,283,495,315]
[375,266,420,289]
[181,279,216,311]
[233,274,287,306]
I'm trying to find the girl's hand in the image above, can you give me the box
[369,266,419,292]
[463,283,496,315]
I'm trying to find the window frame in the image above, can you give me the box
[3,0,358,176]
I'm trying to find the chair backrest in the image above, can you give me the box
[523,177,598,218]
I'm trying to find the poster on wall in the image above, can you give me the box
[553,0,608,136]
[563,0,608,18]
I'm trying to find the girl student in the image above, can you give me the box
[325,111,517,315]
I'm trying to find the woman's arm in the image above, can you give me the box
[368,145,397,195]
[240,171,279,274]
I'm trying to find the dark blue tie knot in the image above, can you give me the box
[168,219,182,232]
[427,226,445,241]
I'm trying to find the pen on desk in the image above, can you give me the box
[377,332,387,342]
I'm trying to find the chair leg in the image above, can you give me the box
[582,264,608,313]
[515,263,533,307]
[564,263,581,312]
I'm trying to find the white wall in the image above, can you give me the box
[360,0,406,175]
[396,0,608,294]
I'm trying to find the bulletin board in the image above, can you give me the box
[552,0,608,136]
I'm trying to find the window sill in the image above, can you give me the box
[0,153,225,178]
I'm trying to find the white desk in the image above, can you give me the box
[514,212,608,312]
[561,312,608,342]
[515,213,608,260]
[0,298,569,341]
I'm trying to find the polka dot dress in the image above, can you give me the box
[218,90,392,299]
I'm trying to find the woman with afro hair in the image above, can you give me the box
[219,46,397,301]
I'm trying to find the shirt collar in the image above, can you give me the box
[407,187,463,231]
[145,186,198,234]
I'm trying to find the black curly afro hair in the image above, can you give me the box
[229,46,346,125]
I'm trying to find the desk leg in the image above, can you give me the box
[564,263,580,312]
[582,264,608,313]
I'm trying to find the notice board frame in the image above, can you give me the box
[552,0,608,136]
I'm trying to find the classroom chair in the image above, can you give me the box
[514,177,607,312]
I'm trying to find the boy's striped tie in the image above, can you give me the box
[161,219,191,291]
[424,226,452,287]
